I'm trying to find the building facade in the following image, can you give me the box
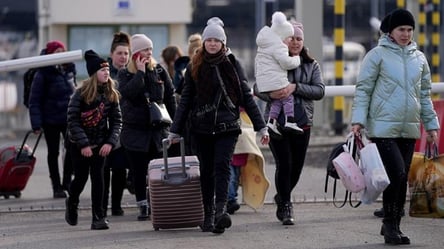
[38,0,193,77]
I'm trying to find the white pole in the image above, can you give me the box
[0,50,83,72]
[325,83,444,97]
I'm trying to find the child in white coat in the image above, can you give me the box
[255,11,303,136]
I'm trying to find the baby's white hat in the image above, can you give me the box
[270,11,294,40]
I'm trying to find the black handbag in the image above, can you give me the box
[149,102,172,126]
[145,93,172,126]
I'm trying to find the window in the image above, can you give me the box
[69,25,168,79]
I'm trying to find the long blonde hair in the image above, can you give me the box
[127,57,158,74]
[79,74,120,104]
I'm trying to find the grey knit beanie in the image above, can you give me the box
[202,17,227,45]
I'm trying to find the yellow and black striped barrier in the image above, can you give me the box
[332,0,345,135]
[431,0,440,99]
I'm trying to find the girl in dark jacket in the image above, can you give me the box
[102,31,131,218]
[168,17,269,234]
[29,40,76,198]
[65,50,122,230]
[117,34,176,221]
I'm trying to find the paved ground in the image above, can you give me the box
[0,132,443,249]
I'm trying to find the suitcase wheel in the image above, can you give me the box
[14,192,21,198]
[3,194,10,199]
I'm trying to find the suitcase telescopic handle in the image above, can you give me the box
[16,130,43,160]
[162,137,187,180]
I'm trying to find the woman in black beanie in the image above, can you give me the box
[351,8,439,245]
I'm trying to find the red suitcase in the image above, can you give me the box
[148,138,204,230]
[0,130,42,199]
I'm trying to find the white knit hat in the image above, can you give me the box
[202,17,227,45]
[270,11,294,41]
[130,34,153,55]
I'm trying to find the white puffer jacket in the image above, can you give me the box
[254,26,300,92]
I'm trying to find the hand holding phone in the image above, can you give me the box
[132,52,141,61]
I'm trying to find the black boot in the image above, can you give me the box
[53,185,67,198]
[381,220,402,244]
[201,204,215,232]
[374,207,405,218]
[137,205,150,221]
[381,205,402,245]
[396,216,411,244]
[91,212,109,230]
[281,201,294,225]
[65,197,78,226]
[274,194,284,221]
[213,202,231,234]
[226,200,240,215]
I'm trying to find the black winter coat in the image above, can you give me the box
[29,64,76,130]
[118,64,176,152]
[170,53,266,135]
[67,90,122,149]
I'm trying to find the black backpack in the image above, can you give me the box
[23,68,38,108]
[324,142,361,208]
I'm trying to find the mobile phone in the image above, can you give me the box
[132,52,141,61]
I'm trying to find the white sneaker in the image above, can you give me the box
[267,119,282,136]
[284,122,304,134]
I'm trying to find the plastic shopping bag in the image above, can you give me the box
[408,143,444,218]
[359,141,390,204]
[332,133,365,193]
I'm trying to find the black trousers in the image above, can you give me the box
[42,123,72,190]
[269,128,311,203]
[372,138,416,215]
[69,146,105,218]
[193,133,238,207]
[103,147,128,212]
[124,145,161,203]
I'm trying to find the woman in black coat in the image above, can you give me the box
[168,17,269,234]
[118,34,176,221]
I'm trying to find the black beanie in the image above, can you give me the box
[387,8,415,33]
[85,49,109,76]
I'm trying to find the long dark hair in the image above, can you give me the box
[300,46,315,63]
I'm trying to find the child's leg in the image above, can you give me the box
[282,95,294,119]
[269,99,282,120]
[267,99,283,136]
[228,165,240,202]
[227,165,241,214]
[282,95,303,133]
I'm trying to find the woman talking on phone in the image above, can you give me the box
[117,34,176,221]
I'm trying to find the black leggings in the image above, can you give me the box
[372,138,416,211]
[269,128,311,203]
[69,146,105,217]
[42,123,72,190]
[124,146,160,203]
[193,133,238,206]
[103,147,128,211]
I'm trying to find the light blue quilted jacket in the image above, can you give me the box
[351,34,439,139]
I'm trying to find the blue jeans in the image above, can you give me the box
[228,165,241,202]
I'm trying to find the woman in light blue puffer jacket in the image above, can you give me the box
[351,9,439,246]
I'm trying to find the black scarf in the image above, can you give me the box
[196,49,241,105]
